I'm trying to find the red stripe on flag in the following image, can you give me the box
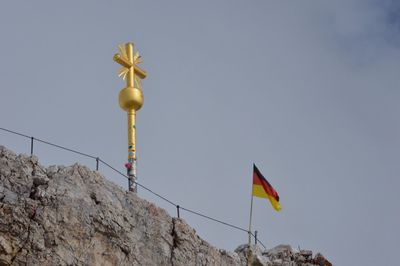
[253,164,279,202]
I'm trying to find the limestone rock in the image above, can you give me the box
[0,145,331,266]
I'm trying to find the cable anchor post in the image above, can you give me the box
[96,157,99,171]
[30,137,34,156]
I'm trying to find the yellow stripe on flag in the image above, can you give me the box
[252,184,269,198]
[267,194,282,211]
[252,184,282,211]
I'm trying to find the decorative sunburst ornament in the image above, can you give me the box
[114,43,147,90]
[117,44,130,80]
[133,52,142,89]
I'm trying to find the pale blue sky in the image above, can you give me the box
[0,1,399,265]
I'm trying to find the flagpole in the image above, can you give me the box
[248,185,254,245]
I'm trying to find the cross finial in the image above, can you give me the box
[113,42,147,90]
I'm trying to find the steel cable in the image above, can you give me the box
[1,126,267,250]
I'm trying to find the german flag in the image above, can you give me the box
[252,164,281,211]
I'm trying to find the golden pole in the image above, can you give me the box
[127,109,136,191]
[113,42,147,192]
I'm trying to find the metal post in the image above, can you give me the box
[248,192,254,245]
[127,111,137,193]
[128,172,136,192]
[254,230,258,245]
[177,205,180,218]
[125,162,136,192]
[96,157,99,171]
[30,137,34,156]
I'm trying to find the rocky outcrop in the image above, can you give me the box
[235,245,332,266]
[0,145,331,265]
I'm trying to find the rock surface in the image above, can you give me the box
[0,145,331,265]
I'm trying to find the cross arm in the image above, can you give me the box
[113,54,147,79]
[134,66,147,79]
[113,54,132,68]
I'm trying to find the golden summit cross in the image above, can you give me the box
[114,43,147,89]
[113,42,147,193]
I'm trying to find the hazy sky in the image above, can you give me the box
[1,1,399,265]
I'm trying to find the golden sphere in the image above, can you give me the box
[119,87,144,111]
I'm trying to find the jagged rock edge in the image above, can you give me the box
[0,145,331,266]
